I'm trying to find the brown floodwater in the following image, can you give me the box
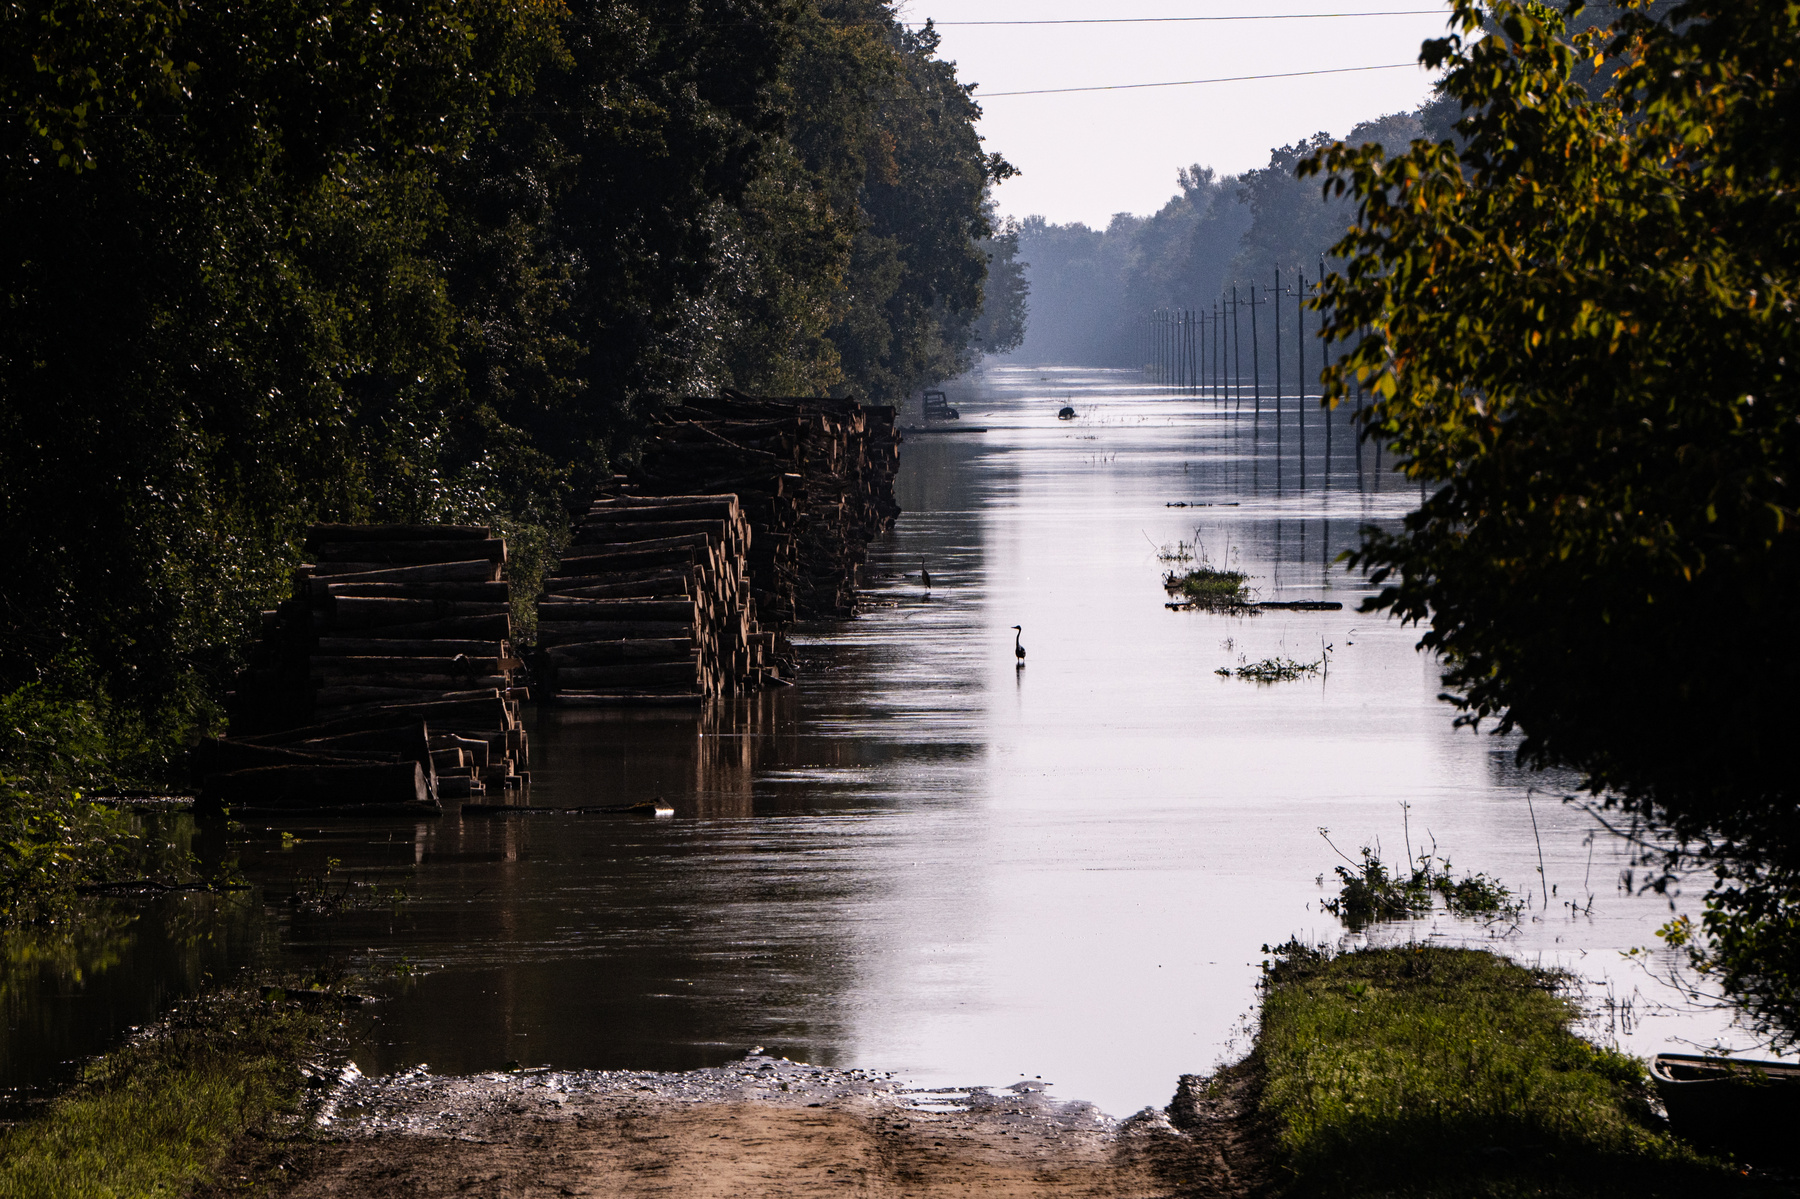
[0,365,1755,1116]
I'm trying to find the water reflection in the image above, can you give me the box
[2,364,1753,1116]
[0,890,272,1112]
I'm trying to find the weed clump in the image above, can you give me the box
[1216,654,1321,682]
[1319,839,1522,928]
[1164,566,1252,611]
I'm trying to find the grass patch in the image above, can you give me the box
[1255,944,1751,1197]
[1164,566,1253,612]
[0,986,333,1199]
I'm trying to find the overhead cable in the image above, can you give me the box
[906,10,1445,26]
[979,61,1421,97]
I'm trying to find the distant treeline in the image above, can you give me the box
[1010,106,1441,370]
[0,0,1021,739]
[1009,0,1680,372]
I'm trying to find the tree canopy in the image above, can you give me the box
[1307,0,1800,1041]
[0,0,1013,740]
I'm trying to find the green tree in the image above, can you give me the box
[819,13,1014,400]
[1,0,564,728]
[1309,0,1800,1041]
[970,213,1028,357]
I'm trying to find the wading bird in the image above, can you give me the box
[1012,625,1026,664]
[921,561,932,591]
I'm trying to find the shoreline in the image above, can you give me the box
[253,1054,1262,1198]
[4,946,1779,1198]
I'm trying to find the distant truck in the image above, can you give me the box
[922,390,959,421]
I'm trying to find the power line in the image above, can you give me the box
[979,61,1421,97]
[905,10,1445,26]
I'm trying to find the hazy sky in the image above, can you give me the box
[907,1,1454,228]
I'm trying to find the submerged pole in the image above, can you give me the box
[1231,286,1243,414]
[1250,284,1262,421]
[1274,268,1283,490]
[1298,268,1307,490]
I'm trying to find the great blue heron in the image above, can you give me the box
[921,561,932,591]
[1012,625,1026,664]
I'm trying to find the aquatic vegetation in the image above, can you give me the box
[1215,654,1320,682]
[1318,834,1522,928]
[1164,566,1252,611]
[1254,943,1730,1196]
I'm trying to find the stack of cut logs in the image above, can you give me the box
[535,494,790,705]
[199,525,530,813]
[619,395,901,621]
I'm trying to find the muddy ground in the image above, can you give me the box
[243,1054,1271,1198]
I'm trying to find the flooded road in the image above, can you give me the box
[3,364,1743,1116]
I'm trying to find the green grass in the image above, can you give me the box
[1163,566,1251,610]
[0,988,329,1199]
[1255,945,1753,1197]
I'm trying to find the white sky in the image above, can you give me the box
[906,1,1454,227]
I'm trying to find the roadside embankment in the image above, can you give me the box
[5,946,1781,1197]
[1253,943,1767,1197]
[0,988,334,1199]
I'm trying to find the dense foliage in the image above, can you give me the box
[1309,0,1800,1042]
[0,0,1013,762]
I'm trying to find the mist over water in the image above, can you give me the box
[2,365,1753,1117]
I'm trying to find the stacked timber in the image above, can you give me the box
[535,495,790,705]
[203,525,530,812]
[618,395,901,620]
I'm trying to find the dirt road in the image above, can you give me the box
[256,1055,1268,1198]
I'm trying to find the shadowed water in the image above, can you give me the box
[1,365,1751,1116]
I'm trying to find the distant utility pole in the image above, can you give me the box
[1248,284,1265,421]
[1320,254,1331,491]
[1213,299,1222,403]
[1274,268,1284,490]
[1297,266,1307,490]
[1230,286,1243,413]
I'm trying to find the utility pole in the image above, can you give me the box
[1230,286,1243,413]
[1320,256,1331,489]
[1297,268,1307,490]
[1273,268,1283,489]
[1249,284,1264,420]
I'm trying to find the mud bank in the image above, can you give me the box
[261,1054,1268,1198]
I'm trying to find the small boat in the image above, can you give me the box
[1650,1052,1800,1158]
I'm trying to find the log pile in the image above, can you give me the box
[202,525,530,812]
[535,495,791,705]
[618,395,901,621]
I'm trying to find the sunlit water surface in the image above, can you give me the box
[3,365,1752,1116]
